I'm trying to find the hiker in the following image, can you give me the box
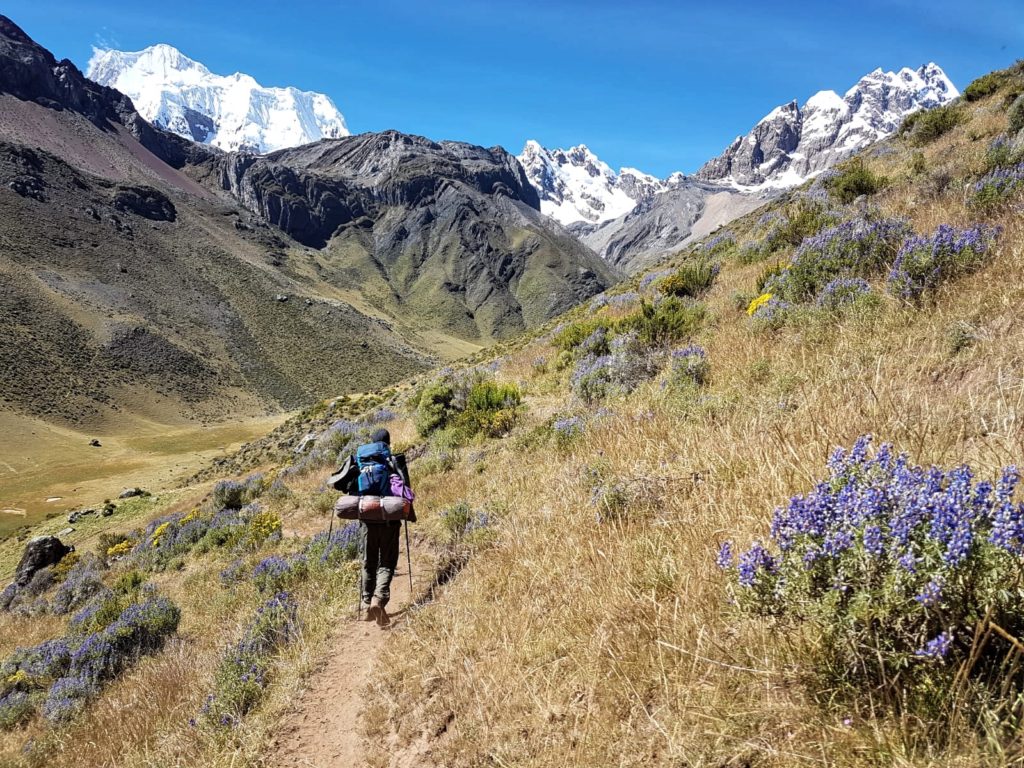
[353,428,414,625]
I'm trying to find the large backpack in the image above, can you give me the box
[355,441,393,496]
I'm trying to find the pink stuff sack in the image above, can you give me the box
[390,473,415,501]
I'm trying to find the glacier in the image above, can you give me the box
[86,44,349,154]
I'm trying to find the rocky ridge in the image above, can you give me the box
[697,63,959,188]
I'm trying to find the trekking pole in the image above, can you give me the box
[404,519,413,594]
[358,528,365,621]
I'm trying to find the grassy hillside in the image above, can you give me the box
[0,61,1023,768]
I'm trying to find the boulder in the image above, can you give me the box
[89,438,101,447]
[294,432,318,454]
[112,185,177,221]
[13,535,72,587]
[118,487,146,499]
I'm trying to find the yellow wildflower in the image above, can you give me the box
[151,521,171,547]
[106,540,133,558]
[747,292,773,316]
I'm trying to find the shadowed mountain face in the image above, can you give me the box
[205,132,617,339]
[0,16,614,429]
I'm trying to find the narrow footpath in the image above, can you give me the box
[265,556,421,768]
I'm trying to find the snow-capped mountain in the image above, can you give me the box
[86,44,349,154]
[697,63,958,188]
[517,141,684,226]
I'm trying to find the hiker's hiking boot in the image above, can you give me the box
[371,597,389,626]
[361,601,373,621]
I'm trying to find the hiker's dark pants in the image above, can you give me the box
[360,521,401,607]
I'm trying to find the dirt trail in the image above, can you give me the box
[266,555,420,768]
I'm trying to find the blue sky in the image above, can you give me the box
[6,1,1022,176]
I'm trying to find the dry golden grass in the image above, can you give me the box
[360,89,1024,767]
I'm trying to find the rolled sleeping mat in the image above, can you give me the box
[334,495,413,521]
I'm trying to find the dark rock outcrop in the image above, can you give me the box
[214,131,539,249]
[112,185,176,221]
[13,535,71,587]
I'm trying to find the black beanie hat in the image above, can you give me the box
[370,428,391,445]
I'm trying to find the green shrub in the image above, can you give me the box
[900,104,965,146]
[1009,95,1024,135]
[910,151,926,175]
[618,298,706,346]
[742,201,841,263]
[770,218,910,303]
[824,158,888,203]
[552,317,612,353]
[755,263,785,294]
[457,380,522,438]
[659,259,719,298]
[963,71,1005,102]
[414,381,457,437]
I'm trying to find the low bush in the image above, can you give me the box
[132,509,243,570]
[96,533,131,561]
[414,381,457,436]
[659,258,719,298]
[666,345,709,392]
[697,232,735,258]
[1009,94,1024,135]
[815,277,872,310]
[739,201,841,262]
[720,435,1024,726]
[253,554,308,593]
[571,331,662,403]
[618,297,706,346]
[972,161,1024,211]
[212,473,266,510]
[963,71,1005,101]
[551,415,585,449]
[304,524,360,566]
[202,592,300,726]
[887,224,1000,302]
[823,158,888,203]
[51,556,107,616]
[42,596,180,724]
[900,104,965,146]
[439,502,491,542]
[458,380,523,438]
[551,317,613,354]
[767,217,910,303]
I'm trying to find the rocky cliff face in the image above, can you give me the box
[209,131,616,339]
[697,63,958,188]
[215,131,539,248]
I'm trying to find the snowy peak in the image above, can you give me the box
[518,141,684,226]
[697,63,959,189]
[86,44,350,153]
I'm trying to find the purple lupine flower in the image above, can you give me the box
[816,277,871,309]
[914,579,944,607]
[916,631,953,659]
[887,223,1000,302]
[716,541,734,569]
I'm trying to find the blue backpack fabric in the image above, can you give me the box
[356,441,393,496]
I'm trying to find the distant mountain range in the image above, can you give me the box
[83,43,958,213]
[86,44,349,153]
[0,13,967,431]
[0,15,612,431]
